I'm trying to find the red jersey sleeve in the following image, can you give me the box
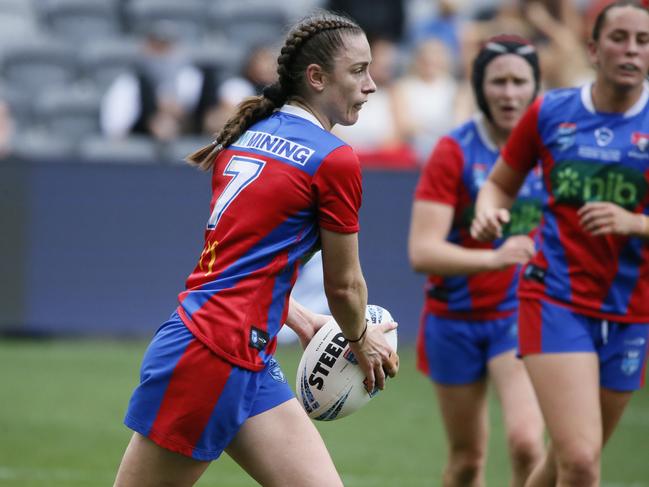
[312,144,362,233]
[501,97,543,172]
[414,136,464,205]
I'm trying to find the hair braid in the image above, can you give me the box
[186,11,362,171]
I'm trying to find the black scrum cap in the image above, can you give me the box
[471,35,540,121]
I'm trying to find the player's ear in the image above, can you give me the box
[305,63,327,93]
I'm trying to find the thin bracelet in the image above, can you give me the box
[344,323,368,343]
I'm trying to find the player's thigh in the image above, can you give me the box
[523,352,601,453]
[114,432,210,487]
[488,351,544,444]
[434,380,489,452]
[600,388,633,445]
[226,398,343,487]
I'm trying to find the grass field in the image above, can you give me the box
[0,339,648,487]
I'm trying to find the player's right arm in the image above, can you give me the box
[320,229,398,393]
[410,201,534,274]
[471,159,527,241]
[472,99,543,242]
[410,136,533,274]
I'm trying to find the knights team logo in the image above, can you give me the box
[268,357,287,383]
[631,131,649,152]
[556,122,576,151]
[621,350,641,376]
[594,127,614,147]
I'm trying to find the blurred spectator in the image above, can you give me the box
[202,44,277,136]
[408,0,468,68]
[325,0,405,42]
[523,1,593,88]
[100,21,203,141]
[333,36,417,169]
[392,38,458,164]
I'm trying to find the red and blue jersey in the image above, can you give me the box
[503,83,649,322]
[177,106,362,371]
[415,115,544,320]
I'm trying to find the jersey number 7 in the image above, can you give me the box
[207,155,266,230]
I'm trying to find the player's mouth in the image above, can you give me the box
[619,63,640,74]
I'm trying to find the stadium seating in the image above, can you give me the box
[39,0,123,44]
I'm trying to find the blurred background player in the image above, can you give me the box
[471,2,649,485]
[113,11,398,487]
[409,35,545,487]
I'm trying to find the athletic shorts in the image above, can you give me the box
[519,298,649,391]
[124,311,294,461]
[417,312,518,385]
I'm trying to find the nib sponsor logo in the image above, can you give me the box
[550,161,647,210]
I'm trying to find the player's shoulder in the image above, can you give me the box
[538,86,582,113]
[239,108,350,173]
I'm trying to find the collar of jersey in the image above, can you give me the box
[581,79,649,118]
[473,112,498,152]
[279,104,325,130]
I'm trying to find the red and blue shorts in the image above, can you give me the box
[124,311,294,461]
[519,298,649,391]
[417,312,518,385]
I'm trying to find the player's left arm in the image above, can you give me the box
[284,298,331,349]
[577,202,649,239]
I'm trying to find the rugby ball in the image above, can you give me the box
[296,304,398,421]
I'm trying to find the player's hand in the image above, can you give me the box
[348,321,398,394]
[471,208,511,241]
[577,202,644,237]
[298,313,331,350]
[489,235,536,270]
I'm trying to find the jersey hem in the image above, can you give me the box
[318,221,359,234]
[177,306,266,372]
[424,302,516,321]
[518,291,649,323]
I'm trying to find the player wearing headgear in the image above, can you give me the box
[113,11,399,487]
[409,35,545,487]
[472,1,649,485]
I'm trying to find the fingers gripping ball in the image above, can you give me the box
[296,305,398,421]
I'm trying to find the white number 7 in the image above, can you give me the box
[207,155,266,230]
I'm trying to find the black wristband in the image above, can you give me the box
[344,322,368,343]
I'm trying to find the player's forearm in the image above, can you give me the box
[410,238,498,276]
[285,298,317,343]
[324,274,367,342]
[476,179,516,214]
[634,213,649,240]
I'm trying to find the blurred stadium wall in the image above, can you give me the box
[0,160,424,342]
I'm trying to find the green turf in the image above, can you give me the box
[0,339,647,486]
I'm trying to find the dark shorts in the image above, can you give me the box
[124,312,294,461]
[418,312,518,385]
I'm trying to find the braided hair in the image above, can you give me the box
[187,11,363,170]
